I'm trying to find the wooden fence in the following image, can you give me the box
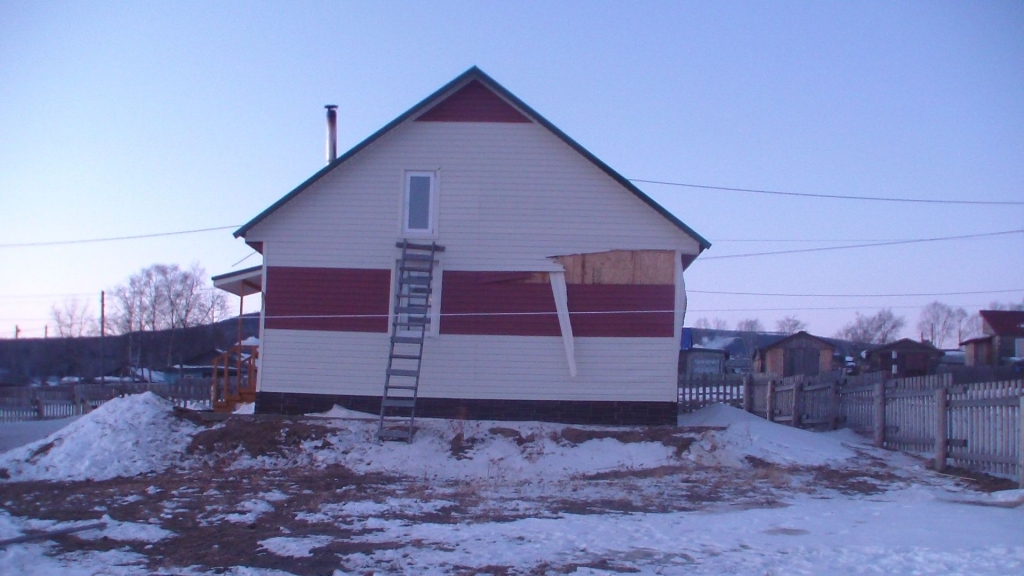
[687,371,1024,486]
[678,374,745,413]
[0,379,212,423]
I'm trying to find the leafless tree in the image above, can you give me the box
[693,317,729,330]
[916,302,968,348]
[736,318,765,332]
[836,309,905,344]
[109,263,229,370]
[775,315,807,335]
[50,298,97,338]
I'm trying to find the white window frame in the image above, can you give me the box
[401,170,438,238]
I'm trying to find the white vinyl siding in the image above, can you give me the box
[247,121,700,271]
[259,329,677,402]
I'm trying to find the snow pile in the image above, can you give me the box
[306,405,377,420]
[0,392,197,482]
[679,403,856,466]
[294,418,677,483]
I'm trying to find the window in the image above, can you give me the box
[403,171,436,235]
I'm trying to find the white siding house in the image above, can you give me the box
[232,67,710,424]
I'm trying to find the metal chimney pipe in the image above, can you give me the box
[325,105,338,164]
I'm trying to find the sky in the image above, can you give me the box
[1,1,1022,342]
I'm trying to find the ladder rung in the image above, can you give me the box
[395,319,429,327]
[392,336,424,344]
[381,398,416,408]
[395,306,428,315]
[377,428,412,441]
[400,276,431,285]
[403,253,434,262]
[387,384,418,390]
[390,354,421,360]
[387,369,419,378]
[396,241,446,252]
[400,264,433,272]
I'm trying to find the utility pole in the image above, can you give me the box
[99,291,106,383]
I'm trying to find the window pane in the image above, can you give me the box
[408,176,431,230]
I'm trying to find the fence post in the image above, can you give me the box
[828,379,839,431]
[873,380,886,448]
[34,397,45,420]
[765,379,775,423]
[935,387,947,473]
[791,380,804,428]
[742,374,753,413]
[1018,396,1023,489]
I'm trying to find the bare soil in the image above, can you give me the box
[0,416,1005,575]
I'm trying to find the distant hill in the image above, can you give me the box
[0,314,260,383]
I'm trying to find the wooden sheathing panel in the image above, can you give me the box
[552,250,674,285]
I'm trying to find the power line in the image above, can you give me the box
[689,288,1024,298]
[699,229,1024,261]
[632,179,1024,206]
[0,225,240,248]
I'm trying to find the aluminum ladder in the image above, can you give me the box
[377,240,444,442]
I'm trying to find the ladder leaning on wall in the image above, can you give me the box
[376,240,444,442]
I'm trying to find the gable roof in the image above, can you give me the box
[234,67,711,250]
[867,338,942,355]
[979,310,1024,337]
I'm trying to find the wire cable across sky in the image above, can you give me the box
[631,179,1024,206]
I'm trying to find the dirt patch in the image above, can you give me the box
[558,426,697,456]
[487,427,536,446]
[27,440,57,462]
[449,432,481,460]
[187,418,330,459]
[940,466,1019,493]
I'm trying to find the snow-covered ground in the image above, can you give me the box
[0,393,1021,575]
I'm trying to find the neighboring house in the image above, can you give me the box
[865,339,944,378]
[961,310,1024,368]
[751,331,835,377]
[228,67,709,425]
[678,327,729,377]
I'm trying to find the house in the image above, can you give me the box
[865,339,944,378]
[751,331,835,377]
[961,310,1024,368]
[226,68,710,425]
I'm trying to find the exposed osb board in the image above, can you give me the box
[551,250,674,285]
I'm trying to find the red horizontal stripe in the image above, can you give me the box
[441,272,560,336]
[265,267,390,332]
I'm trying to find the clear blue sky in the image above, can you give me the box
[1,1,1022,340]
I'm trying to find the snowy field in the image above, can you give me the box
[0,393,1022,575]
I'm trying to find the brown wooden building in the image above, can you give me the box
[752,331,834,377]
[961,310,1024,368]
[866,339,943,378]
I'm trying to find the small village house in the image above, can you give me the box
[865,338,944,378]
[222,68,709,425]
[961,310,1024,368]
[751,331,835,377]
